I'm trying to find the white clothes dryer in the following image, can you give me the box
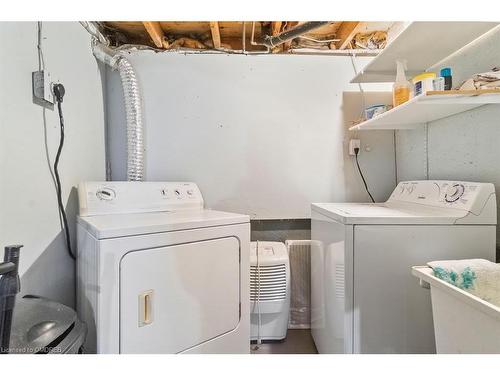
[77,181,250,354]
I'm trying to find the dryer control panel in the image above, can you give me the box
[388,180,496,216]
[78,181,204,216]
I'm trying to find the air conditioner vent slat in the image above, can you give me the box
[251,277,286,281]
[250,285,286,290]
[251,291,286,295]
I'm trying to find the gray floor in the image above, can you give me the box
[250,329,318,354]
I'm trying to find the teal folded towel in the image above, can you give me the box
[428,259,500,307]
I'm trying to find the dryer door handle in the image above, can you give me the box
[139,290,154,326]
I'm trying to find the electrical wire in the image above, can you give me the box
[37,21,45,71]
[53,87,75,260]
[37,23,74,261]
[252,241,262,351]
[354,150,375,203]
[257,241,262,346]
[349,51,366,121]
[38,22,58,202]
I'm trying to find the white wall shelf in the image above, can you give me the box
[349,91,500,131]
[351,22,499,84]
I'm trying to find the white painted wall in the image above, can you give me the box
[106,52,394,218]
[0,22,105,306]
[395,26,500,249]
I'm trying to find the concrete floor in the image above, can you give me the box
[250,329,318,354]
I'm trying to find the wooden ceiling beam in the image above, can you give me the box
[105,21,390,53]
[335,21,361,50]
[210,21,222,49]
[270,21,283,53]
[142,21,168,48]
[271,21,283,36]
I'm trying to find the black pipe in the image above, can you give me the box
[263,21,331,48]
[0,245,22,354]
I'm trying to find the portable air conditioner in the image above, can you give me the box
[250,241,290,341]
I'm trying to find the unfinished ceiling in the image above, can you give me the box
[100,21,394,54]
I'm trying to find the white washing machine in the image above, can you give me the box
[76,181,250,354]
[311,180,497,354]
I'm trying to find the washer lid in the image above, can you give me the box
[77,209,249,239]
[312,202,474,225]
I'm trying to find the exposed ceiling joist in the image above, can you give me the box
[101,21,389,54]
[270,21,283,52]
[271,21,283,36]
[335,21,361,50]
[210,21,222,49]
[142,21,168,48]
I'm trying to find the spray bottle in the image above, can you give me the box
[393,59,411,107]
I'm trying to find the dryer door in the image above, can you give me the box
[120,237,241,353]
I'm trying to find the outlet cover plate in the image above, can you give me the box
[32,70,54,109]
[349,139,361,156]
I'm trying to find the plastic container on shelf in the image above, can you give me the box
[433,77,445,91]
[392,60,412,107]
[364,104,391,120]
[413,72,436,96]
[440,68,453,90]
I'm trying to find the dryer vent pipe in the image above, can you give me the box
[262,21,331,48]
[92,43,144,181]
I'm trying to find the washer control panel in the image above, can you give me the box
[388,180,495,214]
[79,181,203,216]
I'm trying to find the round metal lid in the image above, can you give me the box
[8,295,77,354]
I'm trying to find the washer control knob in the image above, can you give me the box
[445,183,465,202]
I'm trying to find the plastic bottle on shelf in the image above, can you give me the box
[440,68,452,90]
[393,59,411,107]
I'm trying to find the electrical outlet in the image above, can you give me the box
[349,139,361,156]
[32,70,54,109]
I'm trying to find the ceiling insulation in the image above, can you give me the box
[99,21,394,54]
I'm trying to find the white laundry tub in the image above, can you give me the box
[412,266,500,354]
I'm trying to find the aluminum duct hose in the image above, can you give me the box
[79,22,110,46]
[92,43,144,181]
[117,58,144,181]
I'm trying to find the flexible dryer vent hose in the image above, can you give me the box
[117,57,144,181]
[92,43,144,181]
